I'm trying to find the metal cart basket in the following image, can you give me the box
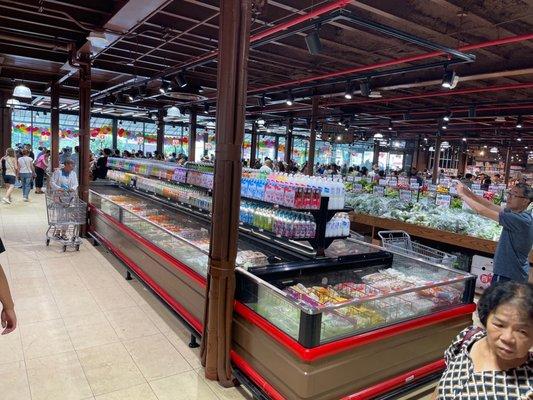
[377,230,457,267]
[45,191,87,251]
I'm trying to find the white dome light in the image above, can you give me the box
[13,83,31,99]
[166,106,181,118]
[490,147,498,154]
[373,132,383,139]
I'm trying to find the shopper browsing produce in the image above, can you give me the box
[456,182,533,284]
[431,282,533,400]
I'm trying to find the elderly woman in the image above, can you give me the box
[432,281,533,399]
[50,158,78,192]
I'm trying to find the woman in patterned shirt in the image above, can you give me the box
[432,281,532,399]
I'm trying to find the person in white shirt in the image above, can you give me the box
[259,159,273,173]
[17,149,35,202]
[50,159,78,192]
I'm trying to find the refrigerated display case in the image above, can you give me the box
[89,159,476,400]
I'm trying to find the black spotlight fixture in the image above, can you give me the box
[286,90,294,106]
[360,80,371,97]
[258,93,267,108]
[344,81,354,100]
[175,71,188,88]
[203,103,210,114]
[304,25,322,55]
[159,81,170,94]
[468,105,477,118]
[139,84,147,98]
[441,68,458,89]
[443,110,452,122]
[516,115,523,128]
[123,92,134,102]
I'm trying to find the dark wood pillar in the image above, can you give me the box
[412,135,421,169]
[504,144,512,184]
[457,142,468,177]
[432,135,442,184]
[78,53,91,203]
[0,91,12,157]
[188,108,197,161]
[250,123,258,164]
[372,140,380,166]
[156,110,165,156]
[274,135,279,161]
[111,118,118,150]
[306,96,319,175]
[203,130,209,157]
[50,82,60,169]
[284,118,293,164]
[201,0,251,386]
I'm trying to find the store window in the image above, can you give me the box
[90,117,113,154]
[11,109,52,151]
[277,136,286,162]
[164,124,186,158]
[143,122,157,156]
[257,135,276,162]
[315,141,333,165]
[378,152,404,171]
[59,113,79,151]
[117,120,144,154]
[292,137,308,166]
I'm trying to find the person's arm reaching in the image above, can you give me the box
[456,182,500,222]
[0,264,16,334]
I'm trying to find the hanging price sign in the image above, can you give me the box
[353,183,363,193]
[473,189,485,197]
[399,190,413,203]
[373,186,385,196]
[435,194,451,207]
[378,179,388,186]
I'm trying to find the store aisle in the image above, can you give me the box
[0,189,251,400]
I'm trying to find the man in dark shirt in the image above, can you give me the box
[93,148,111,180]
[457,182,533,284]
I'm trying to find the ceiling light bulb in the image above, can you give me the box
[286,90,294,106]
[517,137,522,142]
[516,116,523,128]
[166,106,181,118]
[344,81,353,100]
[175,72,188,88]
[13,83,31,99]
[373,132,383,139]
[87,31,109,49]
[490,147,498,154]
[441,69,458,89]
[257,118,265,126]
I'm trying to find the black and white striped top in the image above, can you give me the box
[437,326,533,400]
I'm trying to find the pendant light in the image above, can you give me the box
[166,106,181,118]
[6,98,20,107]
[13,83,31,99]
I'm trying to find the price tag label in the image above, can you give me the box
[472,183,481,190]
[388,178,398,188]
[436,194,451,207]
[353,176,361,182]
[473,189,485,197]
[353,183,363,193]
[399,190,412,203]
[488,185,500,193]
[373,186,385,196]
[409,178,418,185]
[440,178,452,187]
[449,186,458,195]
[428,184,437,192]
[379,179,388,186]
[410,183,420,190]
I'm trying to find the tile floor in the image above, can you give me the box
[0,189,252,400]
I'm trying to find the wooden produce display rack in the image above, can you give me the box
[350,212,497,255]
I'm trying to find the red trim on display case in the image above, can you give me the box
[231,349,444,400]
[234,301,476,362]
[341,359,445,399]
[89,204,207,287]
[230,351,286,400]
[89,225,204,334]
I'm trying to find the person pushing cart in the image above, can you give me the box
[45,159,86,251]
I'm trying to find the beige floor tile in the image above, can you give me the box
[53,289,100,318]
[0,360,31,400]
[64,312,120,350]
[200,374,254,400]
[94,383,158,400]
[139,301,176,334]
[89,286,136,311]
[165,328,203,369]
[123,333,191,381]
[78,269,122,291]
[105,306,159,340]
[78,342,145,396]
[26,351,92,400]
[41,259,79,277]
[20,319,74,359]
[0,329,24,364]
[9,262,44,280]
[47,273,87,295]
[11,277,52,299]
[7,250,38,264]
[15,294,61,326]
[149,370,219,400]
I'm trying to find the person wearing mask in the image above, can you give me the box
[457,182,533,284]
[1,148,18,204]
[431,282,532,399]
[259,159,273,173]
[93,148,111,180]
[17,149,36,202]
[0,237,16,334]
[34,149,50,194]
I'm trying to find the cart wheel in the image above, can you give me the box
[75,244,80,251]
[46,238,50,246]
[62,245,67,252]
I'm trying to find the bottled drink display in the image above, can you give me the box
[325,213,350,238]
[239,201,316,239]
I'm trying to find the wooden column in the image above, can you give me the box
[372,140,380,166]
[274,135,279,161]
[412,136,421,169]
[78,53,91,203]
[306,96,319,175]
[432,135,442,184]
[50,82,60,169]
[284,118,293,164]
[250,123,258,164]
[188,108,197,161]
[156,110,165,156]
[201,0,251,386]
[504,144,512,184]
[457,142,468,177]
[0,91,12,157]
[111,118,118,150]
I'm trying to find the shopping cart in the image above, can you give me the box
[45,191,87,252]
[377,230,457,267]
